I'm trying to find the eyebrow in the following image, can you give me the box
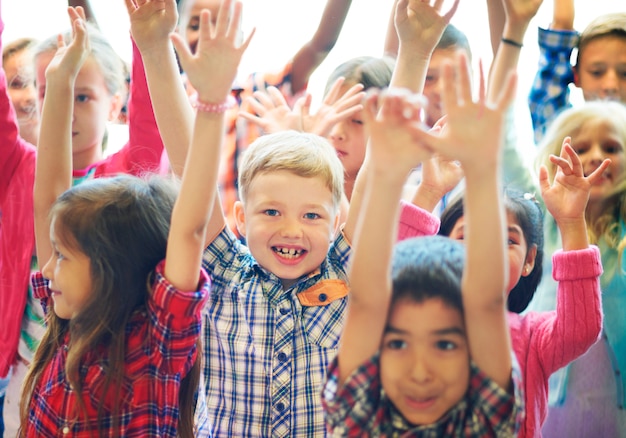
[384,325,465,337]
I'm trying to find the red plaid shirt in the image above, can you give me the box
[23,261,209,437]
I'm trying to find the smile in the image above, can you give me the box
[272,246,305,259]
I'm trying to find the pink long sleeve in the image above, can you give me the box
[396,200,440,241]
[508,245,603,437]
[0,11,37,377]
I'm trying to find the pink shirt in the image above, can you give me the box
[397,200,603,438]
[0,15,167,377]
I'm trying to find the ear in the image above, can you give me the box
[522,244,538,277]
[108,92,125,122]
[234,201,247,238]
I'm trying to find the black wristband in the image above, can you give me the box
[501,37,523,48]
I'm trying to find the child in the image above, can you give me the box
[323,52,523,435]
[531,100,626,437]
[528,0,626,143]
[127,0,361,434]
[17,1,245,433]
[3,36,38,145]
[0,0,169,432]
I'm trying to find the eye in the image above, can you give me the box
[264,209,280,217]
[386,339,407,350]
[603,143,622,154]
[53,249,64,261]
[75,94,90,103]
[436,340,457,351]
[303,212,320,220]
[351,119,364,125]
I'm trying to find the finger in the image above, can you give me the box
[228,0,244,42]
[443,0,461,21]
[124,0,138,13]
[245,96,269,116]
[538,165,551,195]
[440,60,456,113]
[200,9,214,42]
[323,76,345,105]
[456,52,473,105]
[334,91,366,113]
[562,141,583,176]
[267,86,288,107]
[549,155,573,176]
[239,26,256,52]
[332,104,365,123]
[170,32,192,70]
[586,159,612,185]
[251,89,275,109]
[495,70,518,111]
[215,0,233,36]
[238,110,265,127]
[361,91,380,127]
[477,59,486,108]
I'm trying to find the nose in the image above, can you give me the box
[586,144,607,165]
[280,217,303,239]
[330,120,346,142]
[602,70,619,96]
[409,354,433,384]
[41,254,54,283]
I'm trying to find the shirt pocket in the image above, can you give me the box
[302,298,347,350]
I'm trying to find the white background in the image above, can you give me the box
[2,0,622,159]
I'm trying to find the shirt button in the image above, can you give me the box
[63,426,70,434]
[278,352,288,363]
[318,293,327,302]
[279,307,289,315]
[276,402,285,412]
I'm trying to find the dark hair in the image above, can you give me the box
[324,55,395,96]
[391,235,465,314]
[437,23,472,62]
[439,188,544,313]
[20,175,200,438]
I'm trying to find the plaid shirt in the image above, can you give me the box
[220,63,303,238]
[23,261,209,437]
[323,353,524,437]
[528,27,579,144]
[201,226,351,437]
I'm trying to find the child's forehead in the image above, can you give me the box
[389,297,465,332]
[246,170,334,202]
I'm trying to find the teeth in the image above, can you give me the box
[273,247,304,258]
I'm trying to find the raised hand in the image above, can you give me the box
[539,138,611,224]
[395,0,460,56]
[362,88,432,176]
[171,0,254,103]
[45,7,89,81]
[125,0,178,53]
[407,53,517,176]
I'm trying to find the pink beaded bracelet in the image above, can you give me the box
[191,94,237,113]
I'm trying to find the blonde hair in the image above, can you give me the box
[535,101,626,282]
[238,130,345,210]
[576,12,626,67]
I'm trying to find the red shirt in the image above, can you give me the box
[23,261,209,437]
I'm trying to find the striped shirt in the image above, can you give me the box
[323,353,524,437]
[528,27,579,144]
[24,261,209,437]
[201,226,351,437]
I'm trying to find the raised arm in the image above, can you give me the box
[337,89,431,382]
[410,54,517,389]
[126,0,194,177]
[164,0,252,289]
[289,0,352,95]
[550,0,575,30]
[68,0,98,26]
[34,7,89,266]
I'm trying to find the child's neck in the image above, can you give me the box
[72,145,103,172]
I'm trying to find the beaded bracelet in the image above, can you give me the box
[191,93,237,113]
[501,37,523,49]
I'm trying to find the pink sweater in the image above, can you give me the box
[397,201,603,438]
[0,13,166,377]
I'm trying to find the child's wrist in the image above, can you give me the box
[191,93,236,113]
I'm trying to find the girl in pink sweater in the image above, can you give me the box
[397,138,607,437]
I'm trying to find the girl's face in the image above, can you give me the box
[449,211,536,294]
[570,117,626,203]
[380,297,469,426]
[35,52,122,169]
[5,49,39,145]
[329,84,366,180]
[41,223,93,320]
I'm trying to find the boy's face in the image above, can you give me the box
[571,117,626,204]
[423,47,468,128]
[234,170,339,289]
[576,36,626,103]
[380,297,469,426]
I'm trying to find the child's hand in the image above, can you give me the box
[125,0,178,53]
[408,54,517,176]
[539,138,611,224]
[45,7,89,82]
[171,0,254,103]
[395,0,460,56]
[502,0,544,27]
[362,88,432,176]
